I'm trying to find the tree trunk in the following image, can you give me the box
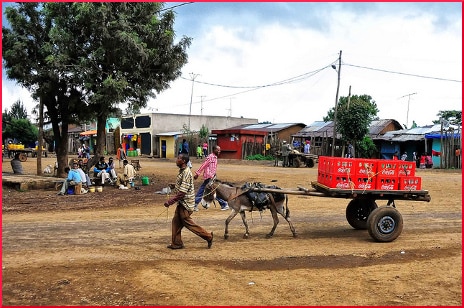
[36,95,44,175]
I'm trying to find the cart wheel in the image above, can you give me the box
[346,199,377,230]
[367,206,403,242]
[293,157,301,168]
[19,153,27,162]
[306,158,314,168]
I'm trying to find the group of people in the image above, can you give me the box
[77,144,90,159]
[57,155,137,195]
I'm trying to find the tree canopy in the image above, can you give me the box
[433,110,462,126]
[3,2,191,174]
[324,94,379,144]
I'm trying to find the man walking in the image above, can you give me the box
[193,145,229,211]
[164,153,213,249]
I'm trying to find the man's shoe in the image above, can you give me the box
[193,207,199,212]
[167,244,184,250]
[221,205,229,211]
[57,192,64,196]
[207,232,213,249]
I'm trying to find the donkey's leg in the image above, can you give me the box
[239,211,251,239]
[277,196,297,237]
[224,210,238,240]
[278,203,297,237]
[266,206,280,238]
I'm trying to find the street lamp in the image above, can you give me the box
[331,50,342,157]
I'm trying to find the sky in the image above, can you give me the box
[2,2,462,128]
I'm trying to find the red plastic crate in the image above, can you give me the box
[317,171,326,186]
[376,176,398,190]
[377,160,399,177]
[327,158,355,175]
[399,177,422,190]
[325,174,354,190]
[318,156,331,173]
[354,159,377,177]
[353,176,375,190]
[398,161,416,176]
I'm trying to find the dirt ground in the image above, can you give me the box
[1,156,462,306]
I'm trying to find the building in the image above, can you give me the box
[119,113,258,158]
[212,123,306,159]
[292,119,403,157]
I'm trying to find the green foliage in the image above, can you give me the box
[245,154,274,161]
[199,125,209,140]
[2,2,192,162]
[8,100,28,120]
[356,136,377,158]
[2,118,38,145]
[433,110,462,125]
[324,94,379,145]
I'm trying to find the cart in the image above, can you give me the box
[275,150,318,168]
[249,181,431,242]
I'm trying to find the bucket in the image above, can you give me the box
[89,186,95,193]
[141,176,149,185]
[67,187,74,195]
[96,186,103,192]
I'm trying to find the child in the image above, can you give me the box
[196,144,203,159]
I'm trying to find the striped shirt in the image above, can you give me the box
[175,166,195,211]
[195,153,217,180]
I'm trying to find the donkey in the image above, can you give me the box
[202,179,297,239]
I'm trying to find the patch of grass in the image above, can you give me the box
[245,154,274,161]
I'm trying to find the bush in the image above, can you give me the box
[245,154,274,161]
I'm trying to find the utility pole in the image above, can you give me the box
[399,92,417,128]
[227,97,235,117]
[188,72,200,131]
[331,50,342,157]
[198,95,206,115]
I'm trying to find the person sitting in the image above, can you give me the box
[107,157,118,181]
[93,156,113,185]
[116,159,136,187]
[10,153,23,174]
[57,163,82,195]
[77,159,92,188]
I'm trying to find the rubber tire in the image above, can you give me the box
[293,157,301,168]
[346,199,378,230]
[367,206,403,242]
[306,158,314,168]
[19,153,27,162]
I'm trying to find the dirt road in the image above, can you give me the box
[2,156,462,305]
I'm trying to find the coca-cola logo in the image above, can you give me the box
[337,167,351,173]
[380,184,395,190]
[358,183,372,189]
[399,170,411,175]
[381,170,396,176]
[336,182,350,189]
[404,185,418,190]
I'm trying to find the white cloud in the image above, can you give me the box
[2,2,462,127]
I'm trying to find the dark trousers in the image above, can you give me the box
[171,204,212,247]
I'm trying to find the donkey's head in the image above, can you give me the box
[201,176,217,207]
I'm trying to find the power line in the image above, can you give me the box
[344,63,461,83]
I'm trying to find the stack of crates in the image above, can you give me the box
[317,156,421,191]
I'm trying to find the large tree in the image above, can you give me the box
[324,94,379,157]
[2,3,85,176]
[45,2,191,166]
[3,2,191,173]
